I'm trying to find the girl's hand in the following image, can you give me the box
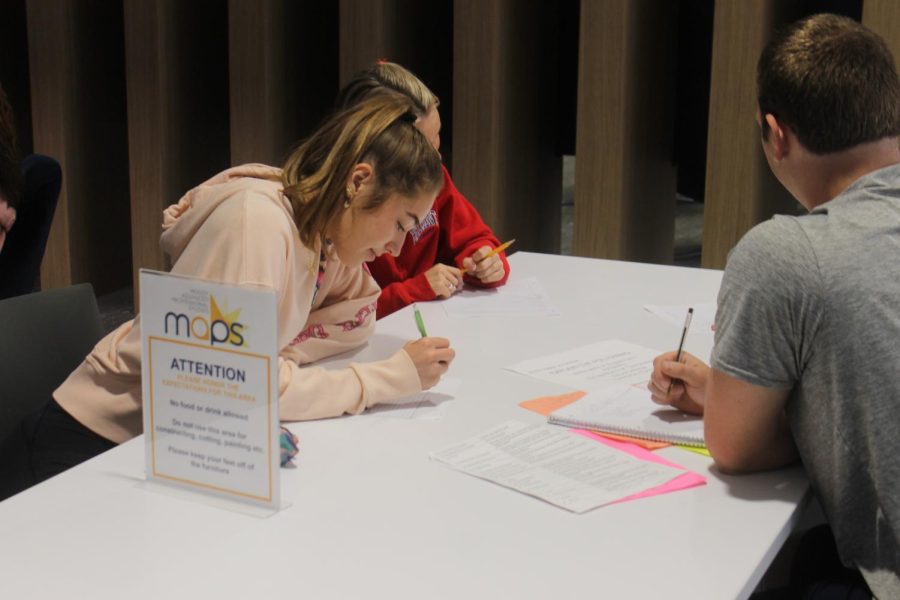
[462,246,505,284]
[425,264,463,297]
[403,337,455,389]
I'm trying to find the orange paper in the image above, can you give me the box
[518,391,587,416]
[519,391,670,450]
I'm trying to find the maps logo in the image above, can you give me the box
[164,295,246,347]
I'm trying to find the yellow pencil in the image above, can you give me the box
[481,238,516,261]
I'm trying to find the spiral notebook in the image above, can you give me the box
[547,384,705,447]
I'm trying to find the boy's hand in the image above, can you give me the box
[647,351,709,416]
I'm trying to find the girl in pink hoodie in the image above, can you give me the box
[10,94,454,493]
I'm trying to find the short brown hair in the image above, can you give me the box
[0,84,22,209]
[757,13,900,154]
[335,61,438,116]
[282,93,442,247]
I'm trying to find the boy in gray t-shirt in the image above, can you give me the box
[714,166,900,595]
[647,15,900,597]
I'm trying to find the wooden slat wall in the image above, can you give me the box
[25,2,73,289]
[453,0,562,253]
[863,0,900,69]
[228,0,288,167]
[123,0,230,298]
[339,0,399,87]
[27,0,131,294]
[8,1,900,302]
[337,0,453,159]
[229,0,338,167]
[573,0,677,263]
[701,0,805,270]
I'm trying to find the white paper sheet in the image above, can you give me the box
[643,302,717,335]
[504,339,660,391]
[430,420,684,513]
[441,276,560,318]
[364,377,462,420]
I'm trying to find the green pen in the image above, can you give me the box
[413,304,428,338]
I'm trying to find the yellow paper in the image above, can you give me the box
[676,444,711,456]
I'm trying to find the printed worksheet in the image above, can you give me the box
[364,378,462,420]
[504,339,659,391]
[442,277,560,318]
[643,302,717,335]
[430,420,684,513]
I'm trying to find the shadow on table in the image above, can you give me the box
[707,463,809,504]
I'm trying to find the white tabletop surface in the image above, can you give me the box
[0,252,809,599]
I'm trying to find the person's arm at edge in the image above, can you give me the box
[651,352,799,474]
[704,368,798,474]
[277,350,418,421]
[279,262,453,417]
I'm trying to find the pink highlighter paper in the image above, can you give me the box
[573,429,706,504]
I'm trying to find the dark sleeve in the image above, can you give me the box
[0,155,62,299]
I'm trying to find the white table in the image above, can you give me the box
[0,252,809,599]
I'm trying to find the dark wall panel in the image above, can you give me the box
[27,0,131,294]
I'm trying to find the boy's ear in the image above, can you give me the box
[765,113,790,161]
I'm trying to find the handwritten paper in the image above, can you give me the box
[442,277,560,318]
[365,378,462,420]
[430,421,685,513]
[643,302,717,335]
[505,339,660,391]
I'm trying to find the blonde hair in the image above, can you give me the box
[282,93,443,247]
[335,61,438,116]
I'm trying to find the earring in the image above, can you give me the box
[344,185,353,208]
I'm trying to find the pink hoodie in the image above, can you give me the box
[55,164,421,444]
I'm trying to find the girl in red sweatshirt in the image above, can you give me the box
[337,62,510,317]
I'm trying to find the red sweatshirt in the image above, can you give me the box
[368,165,510,317]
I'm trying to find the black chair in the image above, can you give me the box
[0,154,62,300]
[0,284,103,498]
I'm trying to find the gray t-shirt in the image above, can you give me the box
[711,163,900,597]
